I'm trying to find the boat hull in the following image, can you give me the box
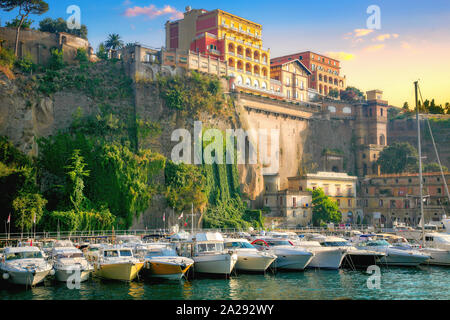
[381,252,430,267]
[235,254,276,273]
[193,254,237,275]
[2,269,51,286]
[274,252,314,271]
[54,269,92,283]
[145,261,193,280]
[94,262,144,281]
[306,248,346,270]
[421,248,450,266]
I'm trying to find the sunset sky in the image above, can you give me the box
[1,0,449,107]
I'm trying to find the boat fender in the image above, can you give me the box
[49,269,55,276]
[2,273,9,280]
[228,250,234,255]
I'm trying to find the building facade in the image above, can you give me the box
[263,174,313,226]
[270,59,311,102]
[288,172,359,223]
[360,172,450,227]
[165,7,278,97]
[270,51,346,96]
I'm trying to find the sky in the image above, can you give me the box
[1,0,450,107]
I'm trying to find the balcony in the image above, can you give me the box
[246,56,252,61]
[208,48,221,56]
[234,82,285,98]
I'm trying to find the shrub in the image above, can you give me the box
[48,47,65,70]
[75,48,89,64]
[0,47,16,69]
[15,53,36,74]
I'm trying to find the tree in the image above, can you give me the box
[377,142,419,174]
[5,16,33,28]
[310,188,342,227]
[0,0,49,56]
[12,192,47,233]
[96,42,108,60]
[39,17,88,40]
[328,88,339,99]
[65,149,90,212]
[340,86,365,102]
[423,163,448,173]
[402,102,409,111]
[105,33,124,51]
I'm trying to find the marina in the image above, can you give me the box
[1,225,449,300]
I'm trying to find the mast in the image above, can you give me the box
[415,81,425,245]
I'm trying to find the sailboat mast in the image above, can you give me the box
[415,81,425,245]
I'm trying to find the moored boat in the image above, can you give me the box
[51,246,93,283]
[93,246,144,282]
[1,247,54,286]
[224,238,277,273]
[142,243,194,280]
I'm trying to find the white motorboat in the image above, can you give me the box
[179,232,237,276]
[251,238,314,271]
[355,239,430,267]
[224,239,277,272]
[93,246,144,282]
[51,246,93,283]
[263,232,346,270]
[319,236,385,269]
[142,243,194,280]
[296,240,347,270]
[1,247,54,286]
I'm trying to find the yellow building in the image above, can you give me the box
[165,7,274,97]
[270,59,311,102]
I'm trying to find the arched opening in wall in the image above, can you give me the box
[323,75,327,83]
[324,86,328,95]
[236,75,243,85]
[254,50,260,61]
[319,84,323,94]
[245,48,252,59]
[245,77,251,86]
[228,43,235,54]
[363,163,368,176]
[237,46,243,56]
[339,80,344,87]
[334,78,338,86]
[245,63,252,73]
[237,60,243,71]
[332,166,339,173]
[319,74,323,81]
[261,81,267,89]
[228,58,235,68]
[254,65,260,75]
[262,53,268,63]
[379,134,386,146]
[262,67,268,77]
[253,79,259,88]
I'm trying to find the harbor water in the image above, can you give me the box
[1,266,449,300]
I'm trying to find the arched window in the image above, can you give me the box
[379,134,386,146]
[261,81,267,89]
[245,77,251,86]
[253,79,259,88]
[237,76,243,85]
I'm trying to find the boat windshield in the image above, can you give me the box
[104,250,119,257]
[266,240,292,246]
[55,252,83,259]
[225,241,255,249]
[359,240,390,247]
[322,241,351,247]
[146,248,177,257]
[119,250,133,257]
[6,251,43,260]
[197,243,224,253]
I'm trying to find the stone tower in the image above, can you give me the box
[355,90,389,177]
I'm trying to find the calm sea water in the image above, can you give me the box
[1,266,449,300]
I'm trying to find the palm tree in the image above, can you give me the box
[105,33,124,51]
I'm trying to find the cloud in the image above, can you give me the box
[353,29,375,38]
[373,33,399,42]
[363,44,385,52]
[122,0,132,5]
[401,41,412,49]
[325,51,356,61]
[124,4,184,20]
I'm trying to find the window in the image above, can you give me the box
[437,188,442,194]
[390,200,396,208]
[337,199,341,206]
[379,199,383,207]
[293,197,297,208]
[348,199,352,207]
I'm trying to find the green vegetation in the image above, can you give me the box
[377,142,419,174]
[5,17,33,29]
[309,188,342,227]
[157,71,227,117]
[0,46,16,69]
[38,17,88,40]
[328,88,339,99]
[340,86,365,102]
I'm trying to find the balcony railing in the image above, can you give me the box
[234,82,285,97]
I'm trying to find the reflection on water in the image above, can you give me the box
[0,266,449,300]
